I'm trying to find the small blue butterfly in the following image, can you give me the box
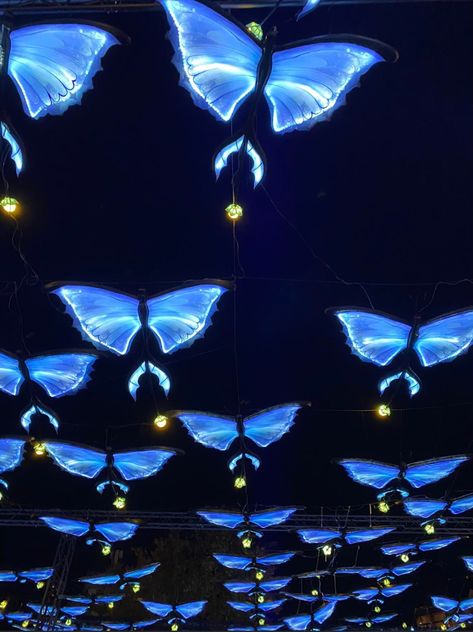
[139,600,207,625]
[335,561,425,582]
[330,306,473,396]
[352,583,412,603]
[431,596,473,616]
[380,537,461,558]
[284,592,350,604]
[284,602,337,630]
[197,506,299,542]
[39,516,139,552]
[214,551,295,571]
[227,598,286,614]
[102,621,160,631]
[60,594,124,607]
[0,567,53,585]
[403,494,473,523]
[160,0,397,186]
[79,562,159,590]
[345,613,397,626]
[224,577,291,594]
[297,526,395,547]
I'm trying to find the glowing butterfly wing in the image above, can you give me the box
[61,605,89,616]
[79,574,121,586]
[345,619,367,625]
[405,456,469,488]
[297,0,321,19]
[52,285,141,355]
[297,528,341,544]
[313,602,337,624]
[460,598,473,611]
[431,596,459,612]
[139,601,173,617]
[44,441,107,478]
[128,362,171,400]
[0,438,26,474]
[372,614,397,623]
[243,403,302,447]
[259,599,286,611]
[113,448,178,480]
[258,551,296,566]
[95,522,139,542]
[160,0,261,122]
[213,554,251,570]
[353,588,379,601]
[461,557,473,572]
[330,309,410,366]
[337,459,400,489]
[249,507,298,528]
[175,601,207,619]
[224,581,255,593]
[450,494,473,515]
[19,568,54,582]
[346,527,395,545]
[8,23,120,119]
[96,595,124,604]
[147,283,227,354]
[284,615,312,631]
[177,412,238,450]
[284,592,318,602]
[40,516,90,537]
[260,577,292,591]
[0,352,23,395]
[123,563,160,580]
[197,509,243,528]
[26,353,97,398]
[403,498,448,519]
[133,621,160,630]
[382,583,412,597]
[103,623,129,631]
[392,561,425,576]
[7,613,31,622]
[21,404,59,433]
[380,543,415,556]
[227,601,254,613]
[414,309,473,367]
[0,571,17,582]
[419,537,460,552]
[379,370,420,397]
[61,596,91,605]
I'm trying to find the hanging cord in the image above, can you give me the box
[260,183,375,308]
[261,0,284,26]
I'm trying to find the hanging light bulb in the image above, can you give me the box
[225,203,243,222]
[113,496,126,510]
[234,476,246,489]
[440,625,447,631]
[400,553,410,563]
[0,197,19,214]
[241,535,253,549]
[257,618,265,626]
[245,22,263,40]
[65,618,72,627]
[0,600,8,610]
[36,581,45,590]
[255,570,264,581]
[402,624,408,630]
[153,414,168,429]
[107,602,114,610]
[460,624,467,629]
[365,623,372,629]
[171,623,179,632]
[21,621,29,629]
[256,594,265,604]
[374,605,381,614]
[382,578,391,587]
[0,491,3,502]
[311,589,318,597]
[378,500,390,513]
[424,522,435,535]
[33,442,46,456]
[102,544,112,556]
[131,583,141,593]
[322,544,333,557]
[376,404,391,418]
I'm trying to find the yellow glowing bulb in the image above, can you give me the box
[153,414,168,429]
[225,203,243,222]
[36,581,44,589]
[0,600,8,610]
[246,22,263,40]
[440,625,447,631]
[21,621,29,629]
[378,501,390,513]
[374,605,381,614]
[258,618,265,626]
[33,442,46,456]
[1,197,19,214]
[322,544,333,557]
[113,496,126,510]
[234,476,246,489]
[400,553,410,563]
[460,624,467,629]
[102,544,112,556]
[255,570,264,581]
[171,624,179,632]
[365,623,372,629]
[311,589,318,597]
[424,523,435,535]
[65,618,72,627]
[132,583,141,593]
[107,602,114,609]
[402,624,408,630]
[242,536,252,549]
[257,594,265,604]
[382,578,391,587]
[0,491,3,502]
[377,404,391,418]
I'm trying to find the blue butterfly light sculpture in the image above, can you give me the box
[160,0,397,187]
[102,621,160,631]
[284,592,351,605]
[176,403,304,482]
[228,626,283,632]
[0,349,98,432]
[0,437,28,491]
[224,577,292,595]
[227,597,286,615]
[380,537,461,559]
[430,596,473,622]
[0,611,32,625]
[51,281,229,399]
[0,21,125,175]
[78,562,160,591]
[284,601,337,631]
[351,583,412,604]
[0,566,53,588]
[462,557,473,573]
[335,561,425,583]
[345,613,397,627]
[336,455,469,504]
[214,551,296,573]
[60,593,124,608]
[39,516,139,554]
[403,493,473,532]
[43,439,181,502]
[139,600,207,629]
[329,306,473,397]
[297,527,396,551]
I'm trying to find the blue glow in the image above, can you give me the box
[197,510,244,529]
[393,561,425,576]
[103,624,129,631]
[214,551,294,570]
[26,353,97,398]
[0,351,24,395]
[198,506,297,529]
[353,588,379,601]
[21,404,59,432]
[420,537,461,551]
[128,361,170,400]
[337,458,399,489]
[8,24,120,119]
[95,521,139,542]
[160,0,261,122]
[178,412,238,450]
[382,583,412,597]
[345,527,395,544]
[405,456,469,488]
[0,571,18,582]
[228,452,261,472]
[431,596,460,612]
[19,568,54,582]
[403,498,447,519]
[0,438,25,474]
[7,613,31,622]
[414,309,473,367]
[224,577,290,593]
[40,516,90,537]
[123,563,160,581]
[314,602,337,624]
[332,310,410,366]
[139,602,173,617]
[243,403,302,447]
[297,528,341,544]
[283,614,312,630]
[113,448,178,480]
[45,441,107,478]
[450,493,473,515]
[284,592,319,603]
[0,122,22,175]
[380,543,415,556]
[79,573,121,586]
[462,557,473,572]
[61,605,89,616]
[297,0,321,18]
[97,479,129,494]
[214,135,264,187]
[40,516,138,543]
[175,601,207,619]
[379,370,420,397]
[61,596,91,605]
[96,595,124,604]
[228,627,282,631]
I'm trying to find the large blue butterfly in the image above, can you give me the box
[297,527,395,547]
[176,403,303,473]
[352,583,412,602]
[213,551,295,571]
[227,598,286,613]
[335,561,425,581]
[224,577,291,594]
[43,440,181,498]
[380,537,461,558]
[284,602,337,630]
[139,600,207,623]
[51,282,228,398]
[403,494,473,520]
[197,506,299,542]
[78,563,159,589]
[330,307,473,396]
[0,437,27,488]
[160,0,396,187]
[0,22,124,175]
[102,621,160,631]
[39,516,139,551]
[431,596,473,614]
[0,349,98,431]
[0,567,53,586]
[336,455,469,500]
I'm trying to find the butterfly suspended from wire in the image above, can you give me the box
[214,551,296,573]
[228,627,283,632]
[462,557,473,573]
[43,439,181,502]
[0,350,98,432]
[51,281,229,400]
[39,516,139,554]
[78,562,159,592]
[0,611,32,625]
[0,437,30,491]
[297,527,396,551]
[160,0,397,188]
[0,567,53,588]
[345,613,397,627]
[284,592,351,604]
[329,307,473,397]
[335,455,469,503]
[284,602,338,630]
[227,598,286,615]
[60,594,124,608]
[224,577,292,594]
[102,621,161,631]
[352,583,412,604]
[139,600,208,628]
[176,403,305,479]
[335,561,425,583]
[430,596,473,622]
[0,21,126,176]
[380,537,461,559]
[403,494,473,531]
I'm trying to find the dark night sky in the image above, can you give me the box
[0,0,472,627]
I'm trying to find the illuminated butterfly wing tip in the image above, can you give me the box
[1,122,23,175]
[379,370,420,397]
[214,134,265,187]
[20,404,59,433]
[297,0,321,19]
[128,361,171,400]
[228,451,261,472]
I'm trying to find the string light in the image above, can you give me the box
[131,583,140,593]
[322,544,333,557]
[153,414,168,429]
[376,404,391,418]
[241,535,253,549]
[36,581,44,590]
[424,523,435,535]
[33,442,46,456]
[234,476,246,489]
[382,578,391,587]
[225,203,243,222]
[171,624,179,632]
[246,22,263,40]
[374,605,381,613]
[65,618,72,627]
[402,624,408,630]
[400,553,410,563]
[107,602,114,610]
[0,600,7,610]
[113,496,126,510]
[21,621,29,629]
[255,570,264,580]
[0,197,19,214]
[311,589,318,597]
[256,594,265,604]
[101,544,112,556]
[257,618,265,626]
[378,500,390,513]
[365,623,372,629]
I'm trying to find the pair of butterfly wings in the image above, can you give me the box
[333,308,473,369]
[224,577,292,593]
[337,455,469,490]
[297,527,395,545]
[227,598,286,613]
[139,600,207,620]
[79,563,159,586]
[162,0,395,135]
[380,537,461,556]
[431,596,473,613]
[102,621,160,631]
[345,614,397,625]
[43,440,179,482]
[0,567,53,583]
[336,561,425,579]
[177,403,302,451]
[197,506,299,529]
[52,283,227,356]
[283,602,337,630]
[404,494,473,519]
[213,551,295,570]
[62,594,123,605]
[40,516,139,542]
[352,583,412,601]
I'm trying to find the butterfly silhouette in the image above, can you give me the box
[345,613,397,626]
[160,0,397,187]
[102,622,160,631]
[284,602,338,630]
[39,516,139,552]
[297,527,395,547]
[51,281,229,399]
[43,439,181,499]
[213,551,296,571]
[0,22,126,175]
[139,600,207,627]
[329,307,473,397]
[403,494,473,524]
[284,592,350,604]
[224,577,292,594]
[0,567,53,585]
[78,562,160,590]
[335,561,425,582]
[60,594,124,607]
[227,599,286,614]
[335,455,469,501]
[431,596,473,620]
[176,403,304,474]
[0,349,98,431]
[380,537,461,558]
[352,583,412,603]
